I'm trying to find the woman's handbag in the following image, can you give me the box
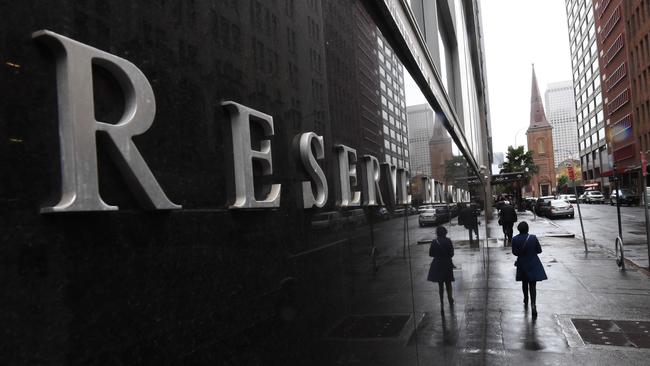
[498,218,503,225]
[514,235,530,266]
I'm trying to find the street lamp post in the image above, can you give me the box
[514,127,527,148]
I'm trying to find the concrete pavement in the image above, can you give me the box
[321,210,650,365]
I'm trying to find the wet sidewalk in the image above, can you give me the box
[322,211,650,365]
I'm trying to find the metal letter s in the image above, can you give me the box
[299,132,328,208]
[33,30,180,212]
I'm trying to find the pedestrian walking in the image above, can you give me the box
[427,226,455,313]
[498,202,517,245]
[458,203,479,245]
[512,221,547,318]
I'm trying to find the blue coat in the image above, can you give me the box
[512,233,547,282]
[427,237,455,282]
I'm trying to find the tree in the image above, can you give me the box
[444,155,469,185]
[499,145,539,210]
[500,145,539,177]
[557,175,569,190]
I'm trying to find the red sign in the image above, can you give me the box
[642,152,647,177]
[567,165,575,181]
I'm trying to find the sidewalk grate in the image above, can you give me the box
[327,315,410,339]
[571,318,650,348]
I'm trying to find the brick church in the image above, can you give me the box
[526,65,555,197]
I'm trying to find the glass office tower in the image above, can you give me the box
[0,0,492,364]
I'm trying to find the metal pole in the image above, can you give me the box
[403,204,407,259]
[573,183,588,252]
[642,151,650,268]
[615,169,623,240]
[642,181,650,269]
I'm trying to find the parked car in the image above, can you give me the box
[432,203,453,222]
[557,194,577,203]
[580,190,605,204]
[534,196,555,217]
[609,189,639,206]
[547,199,574,219]
[524,197,538,210]
[418,207,438,227]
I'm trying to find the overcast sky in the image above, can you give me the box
[404,0,573,156]
[481,0,573,155]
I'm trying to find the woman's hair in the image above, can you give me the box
[517,221,529,234]
[436,226,447,237]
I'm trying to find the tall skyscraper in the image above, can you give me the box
[406,103,436,176]
[565,0,609,193]
[377,34,410,170]
[545,81,579,167]
[492,151,505,174]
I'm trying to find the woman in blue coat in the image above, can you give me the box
[427,226,455,312]
[512,221,547,317]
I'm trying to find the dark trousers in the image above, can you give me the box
[466,225,479,245]
[522,280,537,305]
[503,222,514,242]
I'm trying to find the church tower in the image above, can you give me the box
[526,65,555,197]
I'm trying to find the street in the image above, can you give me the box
[538,203,650,268]
[322,210,650,365]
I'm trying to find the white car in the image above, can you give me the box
[548,199,574,218]
[557,194,577,203]
[580,190,605,204]
[418,208,438,227]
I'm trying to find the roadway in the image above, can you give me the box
[543,202,650,267]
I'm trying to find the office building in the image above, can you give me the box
[378,35,410,170]
[594,0,638,189]
[406,103,436,176]
[565,0,609,192]
[0,0,491,364]
[545,81,579,167]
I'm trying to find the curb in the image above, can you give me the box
[535,216,576,238]
[591,242,650,277]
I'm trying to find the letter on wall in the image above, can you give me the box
[380,162,397,206]
[222,101,281,208]
[362,155,384,206]
[33,30,180,212]
[420,176,432,204]
[396,168,411,205]
[335,145,361,207]
[298,132,328,208]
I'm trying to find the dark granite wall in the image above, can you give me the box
[0,0,476,364]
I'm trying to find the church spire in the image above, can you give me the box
[528,64,551,130]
